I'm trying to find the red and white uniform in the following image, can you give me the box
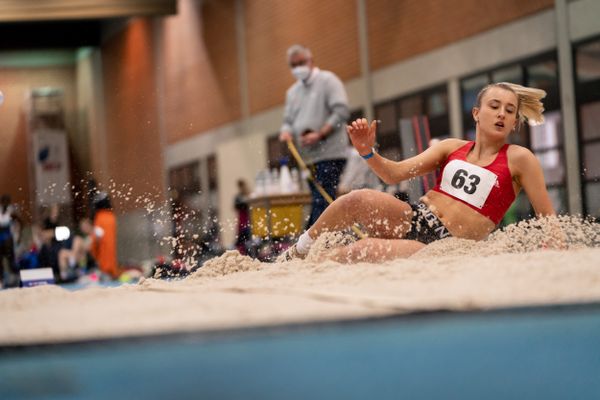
[432,141,515,225]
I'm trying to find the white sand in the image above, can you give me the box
[1,216,599,345]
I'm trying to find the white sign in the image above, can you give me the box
[32,129,71,206]
[439,160,497,209]
[20,268,55,287]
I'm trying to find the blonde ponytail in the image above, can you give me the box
[499,82,546,125]
[475,82,547,125]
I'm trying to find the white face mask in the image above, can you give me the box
[291,65,311,82]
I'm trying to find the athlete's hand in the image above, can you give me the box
[347,118,376,156]
[540,216,568,251]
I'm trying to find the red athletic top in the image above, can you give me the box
[431,141,515,225]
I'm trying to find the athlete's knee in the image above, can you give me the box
[337,189,377,209]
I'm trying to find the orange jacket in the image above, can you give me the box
[91,209,119,278]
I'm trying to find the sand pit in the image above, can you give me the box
[1,216,599,346]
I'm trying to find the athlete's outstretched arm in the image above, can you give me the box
[511,146,567,248]
[510,146,555,217]
[347,118,462,185]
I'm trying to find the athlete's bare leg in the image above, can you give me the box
[318,238,426,264]
[308,189,414,239]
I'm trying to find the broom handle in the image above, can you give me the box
[286,140,367,239]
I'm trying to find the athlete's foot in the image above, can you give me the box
[276,244,306,262]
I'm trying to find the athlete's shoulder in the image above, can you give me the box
[440,138,468,146]
[425,138,468,163]
[438,138,469,153]
[507,143,536,160]
[507,144,539,171]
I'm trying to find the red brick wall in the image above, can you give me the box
[244,0,361,114]
[98,0,556,151]
[162,0,240,144]
[101,18,165,210]
[203,0,241,120]
[160,0,554,139]
[367,0,554,70]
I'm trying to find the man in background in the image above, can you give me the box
[279,44,350,228]
[0,194,21,287]
[234,179,251,255]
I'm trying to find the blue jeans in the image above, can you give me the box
[306,159,346,229]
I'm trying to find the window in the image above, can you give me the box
[427,91,448,118]
[492,65,523,84]
[168,161,201,195]
[528,60,560,111]
[267,133,300,169]
[529,111,565,186]
[349,108,365,123]
[267,134,285,169]
[373,85,449,157]
[168,161,203,241]
[461,74,489,114]
[399,95,422,118]
[374,101,400,151]
[576,40,600,83]
[579,103,600,216]
[206,154,218,191]
[372,86,449,198]
[461,74,489,139]
[576,37,600,218]
[426,91,449,140]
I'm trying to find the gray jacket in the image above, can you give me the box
[280,68,350,164]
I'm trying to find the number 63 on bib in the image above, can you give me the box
[439,160,498,209]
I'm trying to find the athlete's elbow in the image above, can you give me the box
[380,174,399,185]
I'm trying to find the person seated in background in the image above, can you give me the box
[80,192,120,279]
[16,224,42,271]
[196,207,224,262]
[0,194,22,287]
[234,179,251,255]
[56,217,97,282]
[37,204,65,282]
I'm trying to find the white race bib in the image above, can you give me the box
[439,160,497,209]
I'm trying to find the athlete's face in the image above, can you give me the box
[473,87,519,138]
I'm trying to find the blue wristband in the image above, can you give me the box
[360,148,375,160]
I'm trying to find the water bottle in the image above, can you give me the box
[279,158,293,194]
[262,169,271,195]
[252,171,261,197]
[290,167,300,193]
[270,168,280,195]
[300,169,311,191]
[253,169,267,197]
